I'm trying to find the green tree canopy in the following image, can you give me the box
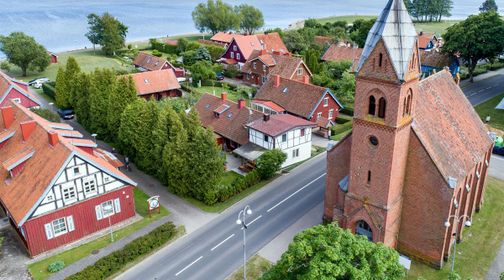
[195,45,212,61]
[192,0,240,34]
[0,32,50,76]
[88,68,116,137]
[237,4,265,35]
[190,60,218,85]
[256,149,287,180]
[107,76,138,141]
[404,0,453,22]
[283,30,311,54]
[85,13,128,55]
[260,224,405,280]
[443,11,504,82]
[73,73,92,129]
[480,0,498,12]
[349,18,376,48]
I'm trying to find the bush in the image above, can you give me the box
[340,106,354,116]
[330,121,353,136]
[31,108,60,122]
[67,223,177,280]
[335,117,350,124]
[47,260,65,273]
[256,150,287,180]
[210,170,261,205]
[500,272,504,280]
[42,82,56,99]
[151,50,162,57]
[224,65,239,78]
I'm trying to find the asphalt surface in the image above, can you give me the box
[116,155,327,280]
[461,72,504,105]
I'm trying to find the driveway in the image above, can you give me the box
[0,228,30,280]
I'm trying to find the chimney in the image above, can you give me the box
[48,131,59,146]
[238,99,246,109]
[273,75,281,87]
[261,49,267,55]
[263,114,270,122]
[20,121,36,141]
[221,92,228,101]
[303,75,310,84]
[1,106,14,129]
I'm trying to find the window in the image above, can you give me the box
[378,53,383,67]
[101,200,115,218]
[83,176,97,196]
[328,109,334,119]
[12,98,21,104]
[367,171,371,184]
[369,135,379,146]
[262,76,267,84]
[323,97,329,107]
[253,62,257,69]
[378,97,386,119]
[282,134,287,142]
[52,218,67,236]
[73,167,81,175]
[368,96,376,116]
[103,174,111,184]
[292,148,299,158]
[297,68,303,76]
[233,45,237,51]
[301,128,305,137]
[317,112,322,120]
[263,65,267,71]
[230,52,234,59]
[236,53,241,60]
[356,220,373,241]
[264,134,269,142]
[403,98,407,117]
[46,194,54,202]
[62,183,77,203]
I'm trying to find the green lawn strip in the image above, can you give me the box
[407,177,504,279]
[33,88,55,103]
[315,15,377,25]
[475,93,504,131]
[226,254,273,280]
[28,188,169,280]
[191,86,245,102]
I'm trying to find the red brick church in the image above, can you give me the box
[323,0,493,268]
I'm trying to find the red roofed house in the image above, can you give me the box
[0,71,41,109]
[48,52,58,64]
[324,0,493,268]
[210,32,238,46]
[417,31,439,50]
[219,33,288,69]
[252,75,343,134]
[321,43,363,70]
[133,52,186,78]
[0,101,136,256]
[241,51,312,86]
[127,69,182,100]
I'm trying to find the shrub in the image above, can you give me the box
[47,260,65,273]
[224,65,239,78]
[340,106,354,116]
[256,149,287,180]
[500,272,504,280]
[330,121,352,136]
[67,223,177,280]
[31,108,60,122]
[0,61,11,71]
[42,82,56,99]
[151,50,162,57]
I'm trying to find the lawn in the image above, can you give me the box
[4,49,134,82]
[190,85,249,103]
[316,15,377,25]
[475,93,504,132]
[28,188,169,280]
[407,177,504,279]
[226,254,272,280]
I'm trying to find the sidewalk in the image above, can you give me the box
[460,67,504,88]
[486,242,504,280]
[47,216,172,280]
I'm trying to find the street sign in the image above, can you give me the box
[147,195,161,217]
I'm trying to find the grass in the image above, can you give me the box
[407,177,504,279]
[191,86,248,103]
[316,15,377,25]
[475,93,504,131]
[4,49,135,82]
[28,188,169,280]
[226,254,273,280]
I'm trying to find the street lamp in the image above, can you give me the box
[103,205,114,242]
[236,205,253,280]
[444,214,472,272]
[91,133,98,144]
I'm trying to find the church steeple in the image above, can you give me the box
[355,0,418,82]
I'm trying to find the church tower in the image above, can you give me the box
[343,0,420,247]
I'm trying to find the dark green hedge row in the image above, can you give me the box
[67,222,177,280]
[331,121,353,136]
[42,82,56,99]
[205,170,261,205]
[150,40,178,55]
[340,107,354,116]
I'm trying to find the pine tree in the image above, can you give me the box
[65,57,81,107]
[73,73,92,129]
[55,68,70,108]
[107,76,138,142]
[88,69,116,139]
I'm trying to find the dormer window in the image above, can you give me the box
[297,68,303,76]
[323,97,329,107]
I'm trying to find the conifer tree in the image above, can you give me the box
[73,73,92,129]
[88,69,116,138]
[55,67,70,108]
[107,76,138,142]
[65,57,81,107]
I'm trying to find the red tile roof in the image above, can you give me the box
[194,94,263,145]
[0,101,135,226]
[256,33,288,53]
[163,39,178,46]
[314,36,333,46]
[322,44,363,65]
[232,35,262,60]
[247,114,315,137]
[414,70,493,183]
[133,52,172,71]
[420,50,451,68]
[127,70,180,96]
[211,32,240,44]
[242,54,310,80]
[418,32,435,49]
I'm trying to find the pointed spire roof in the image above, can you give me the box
[355,0,418,81]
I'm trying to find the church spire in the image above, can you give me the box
[355,0,418,81]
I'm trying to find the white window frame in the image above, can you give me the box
[52,217,68,237]
[61,182,77,204]
[329,109,334,119]
[233,45,237,51]
[317,112,322,120]
[230,52,234,59]
[83,175,97,196]
[323,97,329,107]
[73,166,82,176]
[12,98,21,104]
[292,148,300,158]
[297,68,303,76]
[103,174,111,184]
[114,198,121,213]
[262,64,267,71]
[282,134,287,142]
[236,53,241,60]
[253,62,257,69]
[101,200,115,218]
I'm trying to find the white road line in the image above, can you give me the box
[247,215,262,226]
[267,173,326,213]
[210,234,235,251]
[175,256,203,277]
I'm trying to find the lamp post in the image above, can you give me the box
[103,205,114,242]
[236,205,253,280]
[91,133,98,144]
[444,214,472,272]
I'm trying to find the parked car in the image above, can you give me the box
[57,108,75,120]
[32,81,43,89]
[28,77,49,86]
[493,146,504,156]
[216,72,225,81]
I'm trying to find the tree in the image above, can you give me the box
[88,69,116,137]
[190,61,217,85]
[404,0,453,22]
[260,224,405,280]
[303,48,321,74]
[283,30,310,54]
[443,12,504,82]
[55,68,70,108]
[0,32,50,76]
[181,50,198,66]
[206,44,226,61]
[192,0,240,34]
[480,0,498,12]
[107,76,138,141]
[334,70,356,105]
[64,57,82,107]
[195,46,212,61]
[256,149,287,180]
[237,4,264,35]
[85,13,102,53]
[349,19,376,48]
[85,13,128,55]
[73,73,92,129]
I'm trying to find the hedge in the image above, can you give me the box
[204,170,261,205]
[67,222,177,280]
[47,261,65,273]
[340,107,354,116]
[331,121,353,136]
[42,82,56,99]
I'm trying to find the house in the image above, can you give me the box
[252,75,343,132]
[210,32,238,46]
[127,69,182,100]
[219,33,288,68]
[314,36,333,47]
[0,101,136,256]
[417,31,439,50]
[48,52,58,64]
[321,44,363,70]
[194,93,263,150]
[133,52,186,78]
[241,51,312,86]
[163,39,178,47]
[0,71,41,109]
[324,0,493,269]
[234,114,315,168]
[419,49,452,77]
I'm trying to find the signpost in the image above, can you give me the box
[147,196,161,218]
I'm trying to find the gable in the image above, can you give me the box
[357,39,399,82]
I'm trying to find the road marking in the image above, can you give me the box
[240,215,263,230]
[175,256,203,277]
[267,173,326,213]
[210,234,235,251]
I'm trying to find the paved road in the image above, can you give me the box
[116,154,327,280]
[461,69,504,105]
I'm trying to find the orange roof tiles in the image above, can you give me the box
[247,114,315,137]
[251,100,286,113]
[420,50,451,68]
[0,71,41,106]
[256,33,288,53]
[3,147,34,171]
[133,52,171,71]
[211,32,239,44]
[322,44,363,65]
[232,35,262,60]
[128,69,180,96]
[418,32,435,49]
[242,54,309,80]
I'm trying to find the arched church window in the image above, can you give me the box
[356,220,373,241]
[368,95,376,116]
[378,97,386,119]
[379,53,383,67]
[403,98,407,117]
[406,95,412,115]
